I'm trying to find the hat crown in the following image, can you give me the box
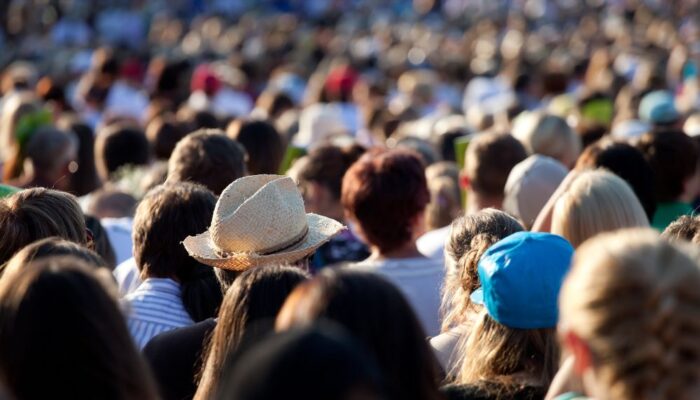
[210,175,308,254]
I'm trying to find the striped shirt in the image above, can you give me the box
[123,278,194,349]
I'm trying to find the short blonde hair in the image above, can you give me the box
[513,112,581,168]
[560,229,700,399]
[552,169,648,247]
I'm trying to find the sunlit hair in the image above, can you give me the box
[662,215,700,244]
[3,237,105,278]
[453,311,559,392]
[551,169,648,248]
[0,94,43,180]
[513,112,581,168]
[425,162,462,231]
[195,265,309,400]
[560,229,700,399]
[441,209,523,332]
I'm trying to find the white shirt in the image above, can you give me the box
[101,217,133,266]
[114,257,141,297]
[430,325,469,374]
[417,226,451,261]
[350,257,445,336]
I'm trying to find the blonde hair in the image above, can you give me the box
[425,162,461,231]
[560,229,700,399]
[513,112,581,168]
[441,209,523,332]
[552,169,648,248]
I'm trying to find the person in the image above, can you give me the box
[503,155,568,230]
[432,209,524,373]
[94,124,150,183]
[417,132,527,260]
[637,130,700,231]
[14,126,78,192]
[0,94,46,181]
[553,229,700,399]
[512,112,582,169]
[57,118,102,196]
[445,231,573,400]
[145,115,187,161]
[551,170,649,248]
[123,182,220,349]
[194,265,309,400]
[342,149,443,335]
[575,139,657,221]
[0,188,87,266]
[146,174,343,400]
[215,325,387,400]
[227,119,286,175]
[0,256,158,399]
[662,214,700,244]
[277,269,443,400]
[167,128,248,195]
[425,162,462,231]
[290,143,369,269]
[84,214,118,269]
[2,236,106,278]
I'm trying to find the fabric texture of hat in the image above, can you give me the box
[470,231,574,329]
[639,90,680,124]
[183,175,345,270]
[503,155,568,229]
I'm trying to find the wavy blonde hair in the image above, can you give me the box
[441,209,523,332]
[560,229,700,399]
[552,169,648,248]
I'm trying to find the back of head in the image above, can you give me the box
[662,215,700,244]
[637,129,699,203]
[464,132,527,198]
[342,149,429,253]
[0,256,157,400]
[3,237,106,278]
[276,270,442,400]
[216,325,386,400]
[168,129,247,195]
[146,116,187,160]
[561,229,700,399]
[196,265,310,400]
[442,209,524,331]
[25,126,78,177]
[552,170,649,248]
[513,112,581,168]
[296,143,365,200]
[227,119,285,175]
[0,188,86,265]
[133,182,215,281]
[94,124,150,182]
[576,139,657,220]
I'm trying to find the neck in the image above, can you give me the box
[370,241,423,260]
[466,191,503,214]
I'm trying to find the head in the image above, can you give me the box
[85,188,137,219]
[57,118,101,196]
[3,237,106,278]
[552,170,649,248]
[196,265,309,400]
[0,188,87,266]
[0,257,157,399]
[662,215,700,244]
[637,130,700,203]
[167,129,247,195]
[512,112,581,168]
[463,132,527,212]
[503,155,568,229]
[227,119,285,175]
[215,325,386,400]
[24,126,79,191]
[84,215,117,269]
[455,232,573,390]
[94,124,150,182]
[442,209,524,332]
[576,139,657,220]
[559,229,700,399]
[146,116,187,160]
[294,143,365,221]
[0,94,41,161]
[342,149,429,254]
[425,162,462,231]
[276,270,442,400]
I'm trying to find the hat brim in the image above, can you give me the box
[183,213,345,271]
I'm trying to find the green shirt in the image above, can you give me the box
[0,184,19,198]
[651,201,693,231]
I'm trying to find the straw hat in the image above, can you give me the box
[183,175,345,270]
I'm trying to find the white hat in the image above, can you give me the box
[183,175,345,270]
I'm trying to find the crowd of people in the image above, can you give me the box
[1,0,700,399]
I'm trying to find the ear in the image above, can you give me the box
[563,330,593,375]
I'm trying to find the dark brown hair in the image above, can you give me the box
[0,188,87,266]
[464,132,527,197]
[277,270,443,400]
[195,265,309,400]
[297,143,365,200]
[227,119,285,175]
[2,236,106,278]
[168,129,247,195]
[94,124,150,182]
[342,149,429,253]
[0,256,157,399]
[662,215,700,244]
[146,115,187,160]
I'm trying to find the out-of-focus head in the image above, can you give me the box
[25,126,79,190]
[145,115,187,160]
[226,119,284,175]
[3,236,106,278]
[662,215,700,244]
[512,112,581,168]
[94,124,150,182]
[167,129,247,195]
